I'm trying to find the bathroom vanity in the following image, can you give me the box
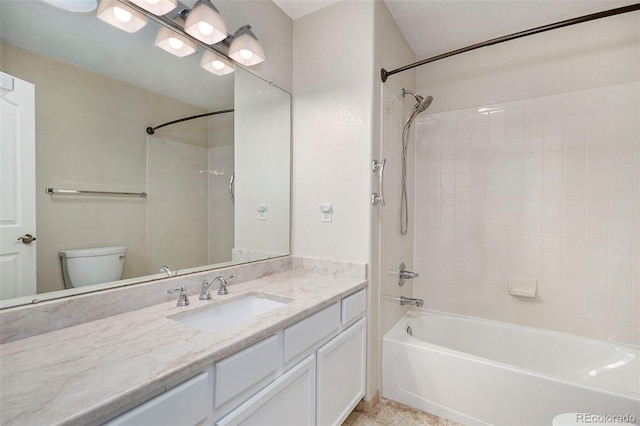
[0,261,367,426]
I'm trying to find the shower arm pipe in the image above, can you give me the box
[380,3,640,82]
[146,109,234,135]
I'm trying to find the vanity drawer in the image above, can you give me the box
[214,334,280,409]
[341,289,366,325]
[283,303,340,363]
[106,372,209,426]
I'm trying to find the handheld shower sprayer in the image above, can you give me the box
[402,89,433,128]
[399,88,434,235]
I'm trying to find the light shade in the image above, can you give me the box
[184,0,227,45]
[200,50,234,76]
[40,0,97,13]
[97,0,147,33]
[155,20,197,57]
[130,0,177,16]
[228,25,264,66]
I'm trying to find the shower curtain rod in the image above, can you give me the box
[381,3,640,82]
[146,108,234,135]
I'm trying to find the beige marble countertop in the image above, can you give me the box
[0,269,366,426]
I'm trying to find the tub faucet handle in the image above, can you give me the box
[167,285,190,307]
[397,262,420,286]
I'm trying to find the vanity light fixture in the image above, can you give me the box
[228,25,265,66]
[184,0,227,45]
[105,0,266,75]
[97,0,147,33]
[155,18,197,57]
[200,50,234,76]
[129,0,176,16]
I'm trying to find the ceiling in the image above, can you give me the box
[274,0,639,59]
[273,0,339,20]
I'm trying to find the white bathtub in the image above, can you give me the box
[382,309,639,426]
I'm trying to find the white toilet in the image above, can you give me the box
[59,246,127,288]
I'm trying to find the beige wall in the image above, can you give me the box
[292,0,374,264]
[416,12,640,113]
[292,0,415,401]
[1,44,207,293]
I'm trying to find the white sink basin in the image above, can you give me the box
[169,294,288,334]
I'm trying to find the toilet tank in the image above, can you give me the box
[59,246,126,288]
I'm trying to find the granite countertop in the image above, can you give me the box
[0,269,367,426]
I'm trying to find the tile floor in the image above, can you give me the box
[342,398,461,426]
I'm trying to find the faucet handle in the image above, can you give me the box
[397,262,419,287]
[216,275,235,296]
[167,285,190,307]
[199,279,212,301]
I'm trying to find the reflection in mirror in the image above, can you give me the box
[0,0,290,309]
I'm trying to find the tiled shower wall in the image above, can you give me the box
[414,82,639,344]
[147,137,208,273]
[208,145,234,265]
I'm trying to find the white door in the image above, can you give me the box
[0,72,36,299]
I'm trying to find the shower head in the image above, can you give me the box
[402,88,433,128]
[415,95,433,114]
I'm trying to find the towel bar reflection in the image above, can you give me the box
[45,188,147,198]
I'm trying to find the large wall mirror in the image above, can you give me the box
[0,0,291,309]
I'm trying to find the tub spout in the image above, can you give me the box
[394,296,424,307]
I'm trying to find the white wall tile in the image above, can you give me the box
[414,82,639,344]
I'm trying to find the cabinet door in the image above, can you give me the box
[217,355,316,426]
[316,318,366,426]
[106,372,209,426]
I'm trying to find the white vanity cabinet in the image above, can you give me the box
[216,288,367,426]
[316,318,366,426]
[216,355,316,426]
[105,371,211,426]
[106,288,367,426]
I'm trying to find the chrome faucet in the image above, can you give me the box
[200,275,235,300]
[160,265,176,277]
[394,296,424,307]
[167,285,190,306]
[397,262,419,286]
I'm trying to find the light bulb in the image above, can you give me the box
[240,49,253,60]
[198,21,214,36]
[130,0,177,15]
[113,6,132,22]
[201,50,234,76]
[168,37,184,49]
[97,0,147,33]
